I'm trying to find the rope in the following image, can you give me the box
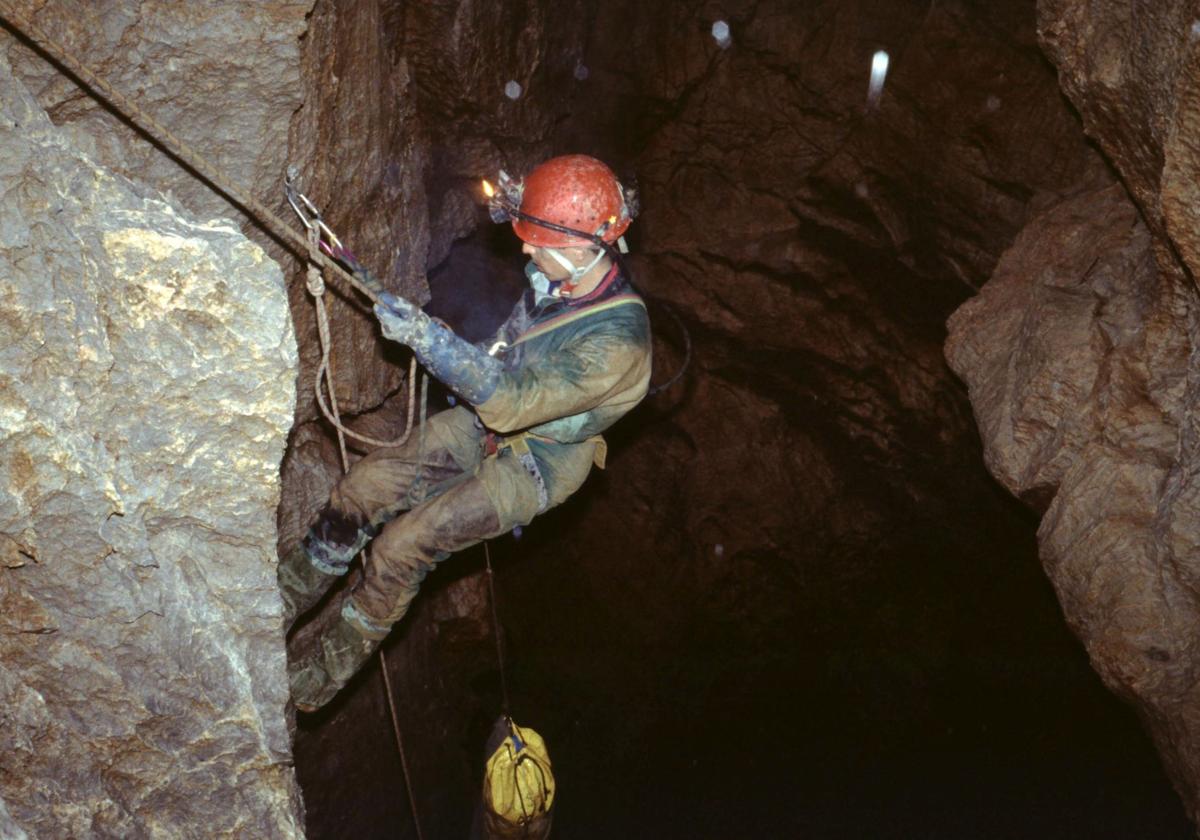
[0,2,383,307]
[306,229,426,840]
[483,542,511,716]
[378,644,422,840]
[404,374,432,508]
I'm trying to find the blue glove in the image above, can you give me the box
[373,292,502,405]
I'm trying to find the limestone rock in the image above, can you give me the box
[0,796,27,840]
[946,180,1200,819]
[1038,0,1200,278]
[937,0,1200,818]
[3,0,312,225]
[285,0,433,429]
[0,53,302,837]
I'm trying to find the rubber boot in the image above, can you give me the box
[277,542,341,629]
[287,595,389,712]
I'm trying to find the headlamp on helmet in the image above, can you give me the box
[483,171,525,225]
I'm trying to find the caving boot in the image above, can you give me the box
[277,542,341,629]
[287,594,391,712]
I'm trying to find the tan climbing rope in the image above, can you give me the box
[0,5,428,836]
[307,241,421,450]
[306,229,425,840]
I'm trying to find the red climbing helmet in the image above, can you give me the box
[511,155,633,248]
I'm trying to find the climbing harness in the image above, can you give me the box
[502,436,550,514]
[0,7,426,838]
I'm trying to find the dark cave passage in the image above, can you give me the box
[285,0,1195,837]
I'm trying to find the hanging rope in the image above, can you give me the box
[306,229,426,840]
[483,542,511,716]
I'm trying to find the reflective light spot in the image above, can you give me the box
[855,182,869,199]
[714,543,725,557]
[504,80,523,100]
[986,95,1001,112]
[712,20,732,49]
[574,63,589,81]
[1192,20,1200,39]
[867,50,889,108]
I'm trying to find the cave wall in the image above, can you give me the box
[943,0,1200,821]
[0,49,300,836]
[4,1,310,224]
[544,0,1106,608]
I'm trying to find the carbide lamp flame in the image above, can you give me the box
[482,179,495,198]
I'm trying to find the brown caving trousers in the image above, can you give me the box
[311,406,592,630]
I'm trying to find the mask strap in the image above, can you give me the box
[544,247,606,288]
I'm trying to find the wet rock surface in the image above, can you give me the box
[3,0,310,224]
[0,53,300,837]
[946,177,1200,820]
[937,0,1200,821]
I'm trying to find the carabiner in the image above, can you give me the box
[285,166,344,253]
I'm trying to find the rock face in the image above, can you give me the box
[0,52,301,837]
[4,0,311,224]
[945,181,1200,814]
[943,0,1200,821]
[1038,0,1200,276]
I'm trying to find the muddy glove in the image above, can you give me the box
[374,292,502,405]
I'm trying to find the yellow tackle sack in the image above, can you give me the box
[482,718,555,839]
